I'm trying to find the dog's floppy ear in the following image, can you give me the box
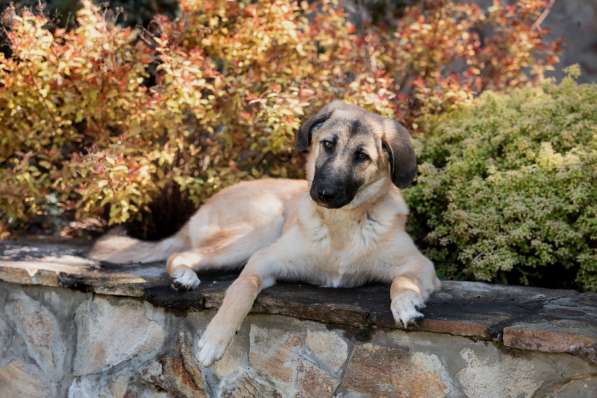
[296,100,344,153]
[382,119,417,188]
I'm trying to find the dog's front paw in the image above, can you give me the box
[195,325,233,367]
[391,291,425,327]
[170,268,201,291]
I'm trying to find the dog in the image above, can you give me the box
[89,100,441,367]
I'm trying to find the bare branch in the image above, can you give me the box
[532,0,556,31]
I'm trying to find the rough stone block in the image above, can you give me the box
[305,329,348,374]
[218,368,282,398]
[5,290,65,380]
[0,360,53,398]
[294,357,339,397]
[140,332,207,398]
[249,324,303,385]
[68,374,130,398]
[0,316,10,358]
[457,347,548,398]
[339,342,454,398]
[249,323,341,397]
[503,320,597,364]
[544,376,597,398]
[73,296,166,375]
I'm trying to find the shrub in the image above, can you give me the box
[383,0,561,123]
[0,3,153,231]
[405,71,597,291]
[0,0,559,239]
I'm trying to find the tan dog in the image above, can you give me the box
[89,100,441,367]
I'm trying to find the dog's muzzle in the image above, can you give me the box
[310,183,353,209]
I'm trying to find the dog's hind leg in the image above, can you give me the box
[166,220,284,290]
[165,184,301,290]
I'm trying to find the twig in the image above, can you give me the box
[532,0,556,31]
[139,27,159,50]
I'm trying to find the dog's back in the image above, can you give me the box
[88,179,307,265]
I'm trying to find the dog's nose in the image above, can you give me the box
[317,187,336,202]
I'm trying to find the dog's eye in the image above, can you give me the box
[321,140,335,153]
[354,150,370,162]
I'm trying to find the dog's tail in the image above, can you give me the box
[88,227,189,264]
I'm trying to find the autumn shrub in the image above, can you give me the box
[405,70,597,291]
[0,0,559,239]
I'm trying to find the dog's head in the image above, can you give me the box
[296,100,416,209]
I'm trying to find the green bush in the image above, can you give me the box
[406,70,597,291]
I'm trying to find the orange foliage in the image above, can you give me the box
[0,0,559,234]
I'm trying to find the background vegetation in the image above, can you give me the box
[1,0,593,291]
[406,70,596,291]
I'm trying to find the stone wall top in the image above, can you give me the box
[0,239,595,364]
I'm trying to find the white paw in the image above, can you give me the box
[391,291,425,327]
[195,327,232,367]
[170,268,201,290]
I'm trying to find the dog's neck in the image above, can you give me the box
[300,180,408,250]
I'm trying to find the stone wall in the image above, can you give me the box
[1,282,595,398]
[0,241,596,397]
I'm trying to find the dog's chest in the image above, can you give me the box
[317,215,387,287]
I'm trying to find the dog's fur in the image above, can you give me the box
[89,100,440,366]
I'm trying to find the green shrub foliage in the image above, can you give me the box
[406,71,597,291]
